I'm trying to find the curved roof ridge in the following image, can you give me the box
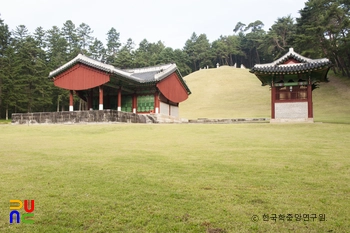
[272,48,312,65]
[48,54,142,81]
[154,64,177,81]
[126,63,173,73]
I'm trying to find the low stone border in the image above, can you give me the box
[188,118,270,124]
[11,111,270,125]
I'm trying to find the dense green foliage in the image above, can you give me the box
[0,0,349,118]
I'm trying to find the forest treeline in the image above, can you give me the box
[0,0,349,118]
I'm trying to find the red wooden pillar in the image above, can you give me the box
[271,86,276,119]
[69,90,74,112]
[307,84,313,118]
[132,94,137,113]
[99,85,103,110]
[117,87,122,111]
[88,88,93,110]
[154,91,159,114]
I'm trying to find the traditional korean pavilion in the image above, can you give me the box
[250,48,332,122]
[48,54,191,117]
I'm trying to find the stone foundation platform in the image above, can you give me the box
[270,118,314,123]
[11,111,271,125]
[11,110,148,124]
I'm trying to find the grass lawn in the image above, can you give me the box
[313,74,350,124]
[1,123,349,232]
[1,67,349,232]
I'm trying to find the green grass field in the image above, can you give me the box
[0,124,349,232]
[0,68,350,232]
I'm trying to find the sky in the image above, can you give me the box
[1,0,307,49]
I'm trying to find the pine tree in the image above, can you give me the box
[106,27,121,64]
[0,15,12,118]
[77,23,94,54]
[89,38,106,61]
[62,20,79,57]
[12,30,51,112]
[113,38,135,69]
[46,25,70,112]
[296,0,350,77]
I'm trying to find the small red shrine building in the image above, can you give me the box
[48,54,191,117]
[250,48,332,123]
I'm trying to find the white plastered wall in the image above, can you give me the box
[273,102,310,122]
[170,105,179,117]
[160,102,169,115]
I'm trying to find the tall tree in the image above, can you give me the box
[106,27,121,64]
[46,26,69,112]
[11,33,51,112]
[233,22,246,34]
[62,20,79,58]
[212,35,240,66]
[34,27,46,51]
[1,46,17,119]
[46,26,68,67]
[173,49,192,76]
[184,32,198,71]
[234,20,266,67]
[261,15,296,62]
[158,47,192,76]
[77,23,94,53]
[184,33,213,71]
[133,39,165,67]
[296,0,350,77]
[89,38,106,61]
[113,38,135,69]
[0,15,11,118]
[245,20,266,66]
[212,37,229,65]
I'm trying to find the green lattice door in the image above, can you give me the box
[121,96,132,112]
[137,95,154,112]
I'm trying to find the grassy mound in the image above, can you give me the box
[180,67,270,119]
[180,67,350,123]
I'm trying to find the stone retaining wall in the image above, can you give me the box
[12,110,147,124]
[147,114,184,123]
[11,111,270,125]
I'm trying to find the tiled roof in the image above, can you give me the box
[250,48,332,74]
[49,54,177,82]
[130,70,159,81]
[48,54,190,93]
[126,64,177,82]
[49,54,140,81]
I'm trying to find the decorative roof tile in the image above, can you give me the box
[48,54,137,80]
[250,48,332,75]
